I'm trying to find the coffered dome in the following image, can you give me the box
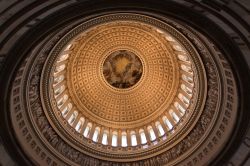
[37,14,208,161]
[2,1,249,166]
[9,11,238,165]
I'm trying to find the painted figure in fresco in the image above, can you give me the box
[103,50,143,89]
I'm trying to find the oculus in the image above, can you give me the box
[103,50,143,89]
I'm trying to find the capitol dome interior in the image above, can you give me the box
[0,0,250,166]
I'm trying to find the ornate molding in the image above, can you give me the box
[9,12,238,165]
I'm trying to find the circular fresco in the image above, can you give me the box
[103,50,143,89]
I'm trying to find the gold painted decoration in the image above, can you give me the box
[9,13,238,165]
[65,21,181,126]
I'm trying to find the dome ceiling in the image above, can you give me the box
[50,17,200,128]
[3,5,241,166]
[38,14,210,160]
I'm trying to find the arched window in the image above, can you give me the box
[139,129,147,144]
[68,111,78,125]
[174,102,186,115]
[55,64,65,73]
[92,127,100,142]
[155,122,165,136]
[173,44,184,52]
[147,126,156,141]
[57,54,69,62]
[54,85,65,96]
[170,110,180,123]
[181,64,192,73]
[121,131,127,147]
[102,130,108,145]
[112,131,118,147]
[54,75,64,84]
[178,93,190,105]
[156,28,164,34]
[182,75,193,84]
[130,131,137,146]
[61,103,72,117]
[64,44,72,51]
[83,123,92,138]
[75,117,85,132]
[181,84,192,95]
[178,54,189,62]
[162,116,173,130]
[57,94,68,107]
[165,35,176,42]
